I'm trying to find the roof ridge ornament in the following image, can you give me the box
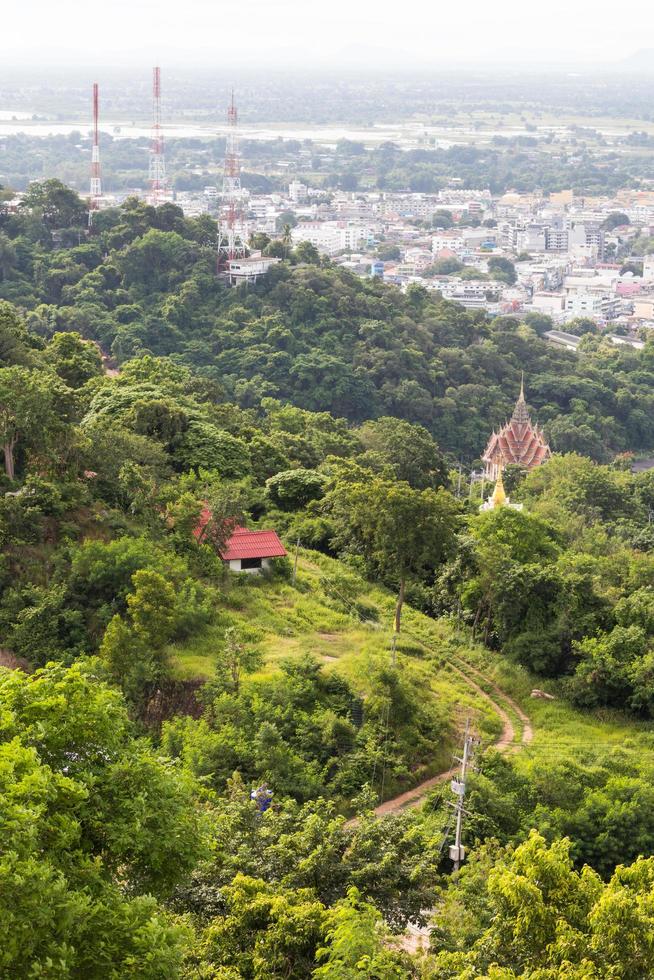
[511,375,531,425]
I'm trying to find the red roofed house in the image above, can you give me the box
[482,379,551,480]
[220,526,287,574]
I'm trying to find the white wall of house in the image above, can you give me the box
[227,558,273,574]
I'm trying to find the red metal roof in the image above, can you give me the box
[192,506,213,541]
[220,527,287,561]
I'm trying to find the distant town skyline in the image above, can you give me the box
[3,0,654,71]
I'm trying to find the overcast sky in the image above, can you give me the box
[3,0,653,69]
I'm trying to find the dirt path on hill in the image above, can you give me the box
[293,553,533,816]
[372,644,531,818]
[449,652,534,748]
[376,647,535,955]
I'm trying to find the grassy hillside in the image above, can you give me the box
[165,548,507,804]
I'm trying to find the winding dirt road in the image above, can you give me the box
[373,641,532,817]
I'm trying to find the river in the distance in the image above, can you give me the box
[0,114,561,148]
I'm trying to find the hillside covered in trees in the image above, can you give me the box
[3,181,654,464]
[3,183,654,976]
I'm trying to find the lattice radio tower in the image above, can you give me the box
[218,89,247,269]
[88,82,102,227]
[148,66,167,206]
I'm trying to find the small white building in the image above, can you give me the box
[225,255,280,285]
[220,527,287,574]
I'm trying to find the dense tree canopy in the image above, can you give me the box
[2,187,654,977]
[3,189,654,465]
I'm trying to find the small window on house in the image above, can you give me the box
[241,557,263,570]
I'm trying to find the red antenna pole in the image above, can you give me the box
[148,66,167,205]
[88,82,102,227]
[218,87,246,270]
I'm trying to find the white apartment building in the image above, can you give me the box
[519,225,548,252]
[291,220,375,255]
[438,189,492,205]
[531,292,565,315]
[564,293,621,320]
[498,221,522,249]
[432,231,466,254]
[568,222,605,258]
[288,180,308,203]
[383,193,441,218]
[563,272,619,296]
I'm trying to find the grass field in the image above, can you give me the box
[166,549,505,796]
[168,547,654,809]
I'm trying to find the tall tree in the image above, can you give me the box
[356,416,448,490]
[19,178,87,229]
[0,302,31,366]
[0,366,58,480]
[326,473,459,633]
[0,662,202,976]
[44,331,103,388]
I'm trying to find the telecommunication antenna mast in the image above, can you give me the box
[88,82,102,226]
[148,66,167,206]
[218,88,247,269]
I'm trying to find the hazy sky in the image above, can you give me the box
[4,0,653,69]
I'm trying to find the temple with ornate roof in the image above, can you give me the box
[482,379,551,480]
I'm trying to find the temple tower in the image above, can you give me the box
[481,378,551,480]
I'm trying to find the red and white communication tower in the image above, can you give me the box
[148,66,168,206]
[218,89,247,269]
[88,82,102,226]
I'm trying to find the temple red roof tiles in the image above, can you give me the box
[482,379,551,479]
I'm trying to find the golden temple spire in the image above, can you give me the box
[491,466,507,507]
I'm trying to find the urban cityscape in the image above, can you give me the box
[4,66,654,339]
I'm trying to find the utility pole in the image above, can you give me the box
[449,717,477,871]
[456,463,463,499]
[291,536,300,585]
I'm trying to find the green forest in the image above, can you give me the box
[3,181,654,977]
[3,125,654,197]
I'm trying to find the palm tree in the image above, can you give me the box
[281,223,293,259]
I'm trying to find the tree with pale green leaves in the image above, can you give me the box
[314,888,413,978]
[426,831,654,979]
[0,661,203,977]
